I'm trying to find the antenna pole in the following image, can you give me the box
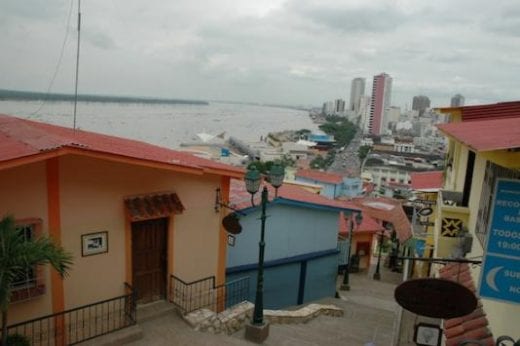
[73,0,81,131]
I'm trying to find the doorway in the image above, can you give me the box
[131,218,168,304]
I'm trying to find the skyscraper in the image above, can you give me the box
[451,94,465,107]
[412,95,431,116]
[368,73,392,135]
[349,78,365,113]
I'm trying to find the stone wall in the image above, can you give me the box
[184,301,343,335]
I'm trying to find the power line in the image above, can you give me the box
[31,0,74,116]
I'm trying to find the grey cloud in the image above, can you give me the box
[0,0,67,19]
[83,31,117,50]
[294,5,407,33]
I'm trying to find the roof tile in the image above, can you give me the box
[0,114,243,176]
[440,263,494,346]
[295,169,344,184]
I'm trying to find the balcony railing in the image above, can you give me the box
[170,275,249,315]
[3,282,136,345]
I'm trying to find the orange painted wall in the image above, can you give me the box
[0,162,54,325]
[1,155,225,323]
[59,155,222,308]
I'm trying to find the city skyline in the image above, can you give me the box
[1,0,519,108]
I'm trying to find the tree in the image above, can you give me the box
[0,215,73,346]
[358,145,371,162]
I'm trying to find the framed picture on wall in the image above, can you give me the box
[82,231,108,256]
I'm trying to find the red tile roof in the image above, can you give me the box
[124,192,184,221]
[410,171,444,191]
[295,169,344,184]
[439,263,494,346]
[338,212,383,237]
[439,101,520,122]
[230,179,360,212]
[437,117,520,152]
[351,197,412,243]
[0,114,243,177]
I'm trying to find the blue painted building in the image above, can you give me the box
[294,169,344,199]
[226,181,359,309]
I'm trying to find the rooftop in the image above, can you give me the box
[410,171,444,191]
[438,101,520,122]
[295,169,344,185]
[230,179,359,213]
[0,114,243,177]
[338,212,384,237]
[351,197,413,244]
[437,116,520,152]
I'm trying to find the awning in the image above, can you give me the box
[124,192,184,221]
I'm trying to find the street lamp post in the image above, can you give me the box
[244,164,284,343]
[340,212,363,291]
[373,229,385,280]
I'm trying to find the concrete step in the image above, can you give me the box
[136,300,177,323]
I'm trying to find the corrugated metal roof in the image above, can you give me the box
[0,114,243,176]
[295,169,344,184]
[437,117,520,152]
[410,171,444,191]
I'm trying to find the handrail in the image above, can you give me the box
[170,274,249,314]
[5,283,137,345]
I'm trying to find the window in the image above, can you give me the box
[11,219,45,302]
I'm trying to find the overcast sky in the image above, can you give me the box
[1,0,519,108]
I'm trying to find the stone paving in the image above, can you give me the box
[127,265,406,346]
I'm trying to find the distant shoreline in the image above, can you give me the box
[0,89,209,106]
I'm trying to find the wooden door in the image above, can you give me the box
[132,218,168,304]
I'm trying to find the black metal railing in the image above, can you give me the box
[170,275,249,314]
[4,282,137,345]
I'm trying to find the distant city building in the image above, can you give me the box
[322,99,346,115]
[349,78,366,113]
[368,73,392,135]
[412,95,431,116]
[450,94,465,107]
[334,99,346,114]
[322,101,335,115]
[359,95,372,133]
[385,106,401,134]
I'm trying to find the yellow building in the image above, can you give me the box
[0,114,243,344]
[435,101,520,345]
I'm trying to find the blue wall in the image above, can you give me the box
[226,202,342,309]
[294,177,339,199]
[227,204,339,268]
[227,252,338,309]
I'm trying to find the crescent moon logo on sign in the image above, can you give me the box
[485,266,503,292]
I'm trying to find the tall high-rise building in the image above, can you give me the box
[412,95,431,116]
[451,94,465,107]
[368,73,392,135]
[349,78,365,113]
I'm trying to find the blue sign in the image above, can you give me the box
[479,179,520,304]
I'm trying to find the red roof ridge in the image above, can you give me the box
[0,114,243,177]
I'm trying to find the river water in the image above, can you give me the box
[0,100,318,149]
